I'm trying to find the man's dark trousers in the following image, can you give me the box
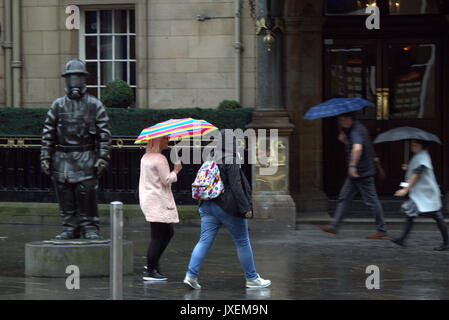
[331,176,387,234]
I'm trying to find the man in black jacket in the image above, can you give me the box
[41,59,112,240]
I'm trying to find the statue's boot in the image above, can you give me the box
[55,211,80,240]
[76,179,101,240]
[54,181,80,240]
[83,229,101,240]
[55,229,78,240]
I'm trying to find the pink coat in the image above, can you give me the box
[139,153,179,223]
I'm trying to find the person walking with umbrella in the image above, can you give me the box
[135,118,218,281]
[373,127,449,251]
[139,136,182,281]
[303,97,387,238]
[318,112,388,238]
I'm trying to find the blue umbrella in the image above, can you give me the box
[303,98,374,120]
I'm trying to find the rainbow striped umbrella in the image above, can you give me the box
[134,118,218,144]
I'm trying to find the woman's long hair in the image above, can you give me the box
[146,137,163,154]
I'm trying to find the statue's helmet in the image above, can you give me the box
[61,59,89,77]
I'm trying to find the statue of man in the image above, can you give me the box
[40,59,112,240]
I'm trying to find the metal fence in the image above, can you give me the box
[0,136,251,204]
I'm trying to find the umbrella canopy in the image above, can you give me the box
[134,118,218,144]
[303,98,374,120]
[373,127,441,145]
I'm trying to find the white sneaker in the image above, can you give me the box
[183,276,201,290]
[246,274,271,288]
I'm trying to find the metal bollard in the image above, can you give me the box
[110,201,123,300]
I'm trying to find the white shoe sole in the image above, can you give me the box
[246,282,271,289]
[183,279,201,290]
[143,277,168,281]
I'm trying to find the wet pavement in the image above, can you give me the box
[0,221,449,300]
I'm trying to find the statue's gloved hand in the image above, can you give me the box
[94,158,108,176]
[41,160,51,176]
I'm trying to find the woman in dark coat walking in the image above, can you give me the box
[183,129,271,289]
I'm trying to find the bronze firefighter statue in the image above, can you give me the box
[41,59,112,240]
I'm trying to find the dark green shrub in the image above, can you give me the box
[0,108,48,136]
[0,107,254,136]
[101,80,134,108]
[217,100,242,110]
[107,107,254,136]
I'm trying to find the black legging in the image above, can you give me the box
[146,222,174,271]
[398,210,449,244]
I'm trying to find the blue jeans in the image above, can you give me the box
[186,201,258,281]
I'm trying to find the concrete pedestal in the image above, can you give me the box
[25,240,133,277]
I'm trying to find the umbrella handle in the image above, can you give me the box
[173,145,180,163]
[404,140,410,164]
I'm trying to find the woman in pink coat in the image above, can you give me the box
[139,136,182,281]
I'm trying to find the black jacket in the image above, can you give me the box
[41,94,112,183]
[212,162,253,219]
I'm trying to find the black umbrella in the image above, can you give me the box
[373,126,441,163]
[373,126,441,145]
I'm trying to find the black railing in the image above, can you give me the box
[0,136,251,205]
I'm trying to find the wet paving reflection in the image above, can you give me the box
[0,223,448,300]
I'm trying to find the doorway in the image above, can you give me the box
[323,38,444,196]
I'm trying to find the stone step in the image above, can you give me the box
[328,197,448,218]
[296,210,449,226]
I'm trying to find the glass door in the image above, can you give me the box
[323,39,380,195]
[379,40,443,193]
[323,38,443,195]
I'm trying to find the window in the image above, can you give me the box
[80,9,136,103]
[325,42,437,120]
[327,46,377,119]
[389,0,442,15]
[325,0,443,15]
[325,0,378,15]
[387,44,436,119]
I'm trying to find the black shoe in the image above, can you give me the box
[55,230,78,240]
[144,265,165,273]
[390,238,405,247]
[434,244,449,251]
[144,266,167,277]
[143,270,168,281]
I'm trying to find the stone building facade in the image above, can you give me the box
[0,0,257,109]
[2,0,449,220]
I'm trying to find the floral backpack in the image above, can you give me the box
[192,161,224,200]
